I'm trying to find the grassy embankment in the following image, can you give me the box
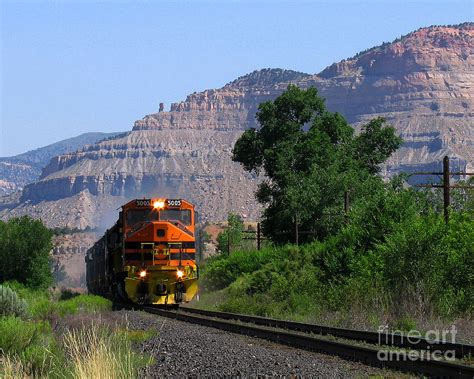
[0,283,155,378]
[197,212,473,343]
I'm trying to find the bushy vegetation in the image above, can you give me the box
[216,213,245,254]
[2,281,109,318]
[0,316,61,376]
[0,285,27,317]
[0,283,152,378]
[201,86,473,331]
[0,216,54,289]
[201,205,473,326]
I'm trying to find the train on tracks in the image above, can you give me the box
[86,198,198,305]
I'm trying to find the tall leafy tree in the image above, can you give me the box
[0,216,53,289]
[233,85,402,243]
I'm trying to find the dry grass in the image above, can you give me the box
[1,315,151,379]
[62,322,136,379]
[1,354,29,379]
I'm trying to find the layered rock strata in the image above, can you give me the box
[1,24,473,230]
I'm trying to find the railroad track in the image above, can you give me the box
[139,305,474,378]
[180,306,474,359]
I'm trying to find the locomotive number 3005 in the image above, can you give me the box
[135,199,182,207]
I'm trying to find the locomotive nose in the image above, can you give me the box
[152,221,190,239]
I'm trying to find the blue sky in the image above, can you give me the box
[0,0,472,156]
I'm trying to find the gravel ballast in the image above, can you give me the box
[122,310,399,378]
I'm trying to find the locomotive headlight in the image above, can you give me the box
[176,269,184,278]
[139,270,147,278]
[153,200,165,209]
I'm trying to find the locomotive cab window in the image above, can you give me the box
[126,209,159,226]
[159,209,192,225]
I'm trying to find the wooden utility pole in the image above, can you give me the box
[410,155,474,224]
[241,223,266,250]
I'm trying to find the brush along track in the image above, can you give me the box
[141,306,474,378]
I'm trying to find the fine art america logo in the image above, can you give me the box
[377,325,457,361]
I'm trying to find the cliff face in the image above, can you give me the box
[132,24,473,174]
[0,161,38,196]
[0,132,122,196]
[313,24,474,175]
[2,23,473,229]
[133,69,310,131]
[6,130,260,227]
[52,232,98,287]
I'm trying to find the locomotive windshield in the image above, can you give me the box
[125,209,192,226]
[126,209,159,226]
[159,209,192,225]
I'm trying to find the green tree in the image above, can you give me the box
[232,85,402,243]
[0,216,54,289]
[451,176,474,214]
[217,213,244,254]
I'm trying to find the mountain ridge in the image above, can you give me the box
[0,132,124,195]
[1,23,472,229]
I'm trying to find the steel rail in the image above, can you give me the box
[180,307,473,359]
[142,306,474,378]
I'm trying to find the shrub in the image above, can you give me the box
[30,294,111,318]
[1,282,111,318]
[0,316,63,376]
[430,101,440,111]
[0,285,27,318]
[369,211,474,318]
[58,294,111,315]
[435,212,474,315]
[1,282,53,318]
[0,216,54,289]
[201,246,288,291]
[0,317,55,355]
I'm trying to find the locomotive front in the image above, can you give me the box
[86,198,199,305]
[123,198,199,305]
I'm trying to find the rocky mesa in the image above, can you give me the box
[1,23,473,230]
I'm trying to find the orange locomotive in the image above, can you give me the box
[86,198,198,305]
